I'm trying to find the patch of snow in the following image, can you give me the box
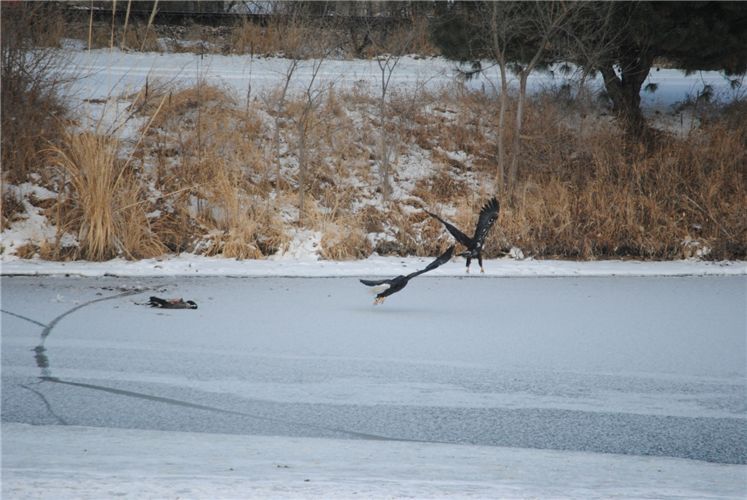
[443,149,470,164]
[0,183,78,257]
[682,236,712,260]
[390,148,433,200]
[59,233,79,249]
[73,97,149,146]
[271,229,321,261]
[192,229,223,255]
[58,38,88,51]
[4,183,57,201]
[0,202,57,254]
[509,246,525,260]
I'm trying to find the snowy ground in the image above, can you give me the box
[4,422,745,499]
[2,253,745,278]
[57,45,743,112]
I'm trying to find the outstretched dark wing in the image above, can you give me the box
[359,278,392,287]
[425,211,473,248]
[405,245,455,280]
[471,197,499,246]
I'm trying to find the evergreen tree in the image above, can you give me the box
[579,1,747,137]
[429,1,747,138]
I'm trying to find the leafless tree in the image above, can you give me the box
[364,17,420,204]
[292,56,331,223]
[459,2,577,195]
[267,13,339,224]
[259,10,307,207]
[473,2,523,196]
[505,2,577,194]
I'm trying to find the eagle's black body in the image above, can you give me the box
[147,296,198,309]
[359,245,454,304]
[426,197,499,273]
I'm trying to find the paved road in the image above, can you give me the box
[2,275,745,464]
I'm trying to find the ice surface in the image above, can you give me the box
[4,423,746,499]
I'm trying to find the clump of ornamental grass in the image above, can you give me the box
[49,131,165,260]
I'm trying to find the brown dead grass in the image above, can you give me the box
[134,82,286,258]
[12,60,744,262]
[499,120,747,260]
[1,191,25,232]
[49,132,165,260]
[304,193,371,260]
[195,161,288,259]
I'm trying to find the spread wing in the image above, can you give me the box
[359,278,393,287]
[472,197,499,246]
[405,245,455,280]
[425,211,473,248]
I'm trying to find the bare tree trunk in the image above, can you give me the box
[599,51,654,139]
[496,61,508,195]
[487,2,510,197]
[379,105,391,201]
[370,19,417,205]
[577,67,591,137]
[508,72,528,193]
[512,2,578,195]
[293,56,329,224]
[377,55,396,204]
[297,122,306,222]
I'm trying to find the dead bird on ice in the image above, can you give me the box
[147,296,198,309]
[359,245,454,305]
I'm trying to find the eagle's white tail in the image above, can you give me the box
[368,284,390,295]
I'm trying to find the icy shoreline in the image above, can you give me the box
[1,254,744,278]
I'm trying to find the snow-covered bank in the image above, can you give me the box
[58,47,741,110]
[1,254,744,277]
[3,423,745,500]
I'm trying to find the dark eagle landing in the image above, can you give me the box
[359,245,454,305]
[425,197,499,273]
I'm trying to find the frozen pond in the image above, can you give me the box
[2,275,745,466]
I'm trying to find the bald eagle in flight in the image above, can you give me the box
[425,197,499,273]
[359,245,454,305]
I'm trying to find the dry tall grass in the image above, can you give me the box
[49,132,164,261]
[134,81,289,258]
[305,194,371,260]
[497,117,746,260]
[195,160,288,259]
[9,58,744,262]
